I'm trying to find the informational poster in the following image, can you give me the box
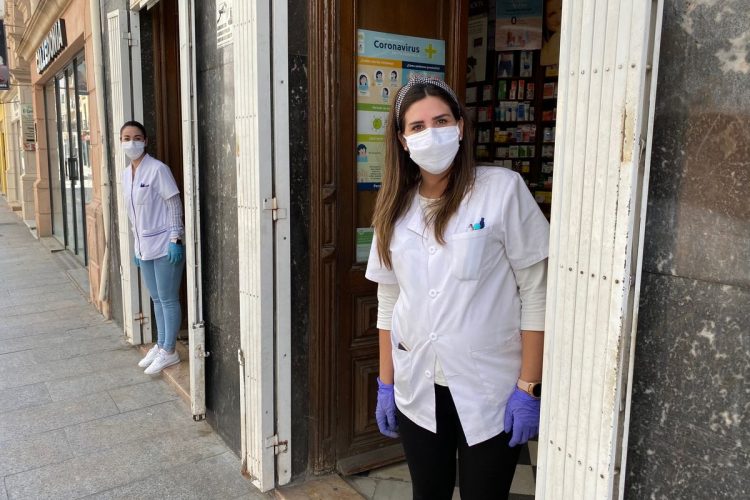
[22,105,36,151]
[466,16,488,83]
[495,0,543,51]
[356,29,445,191]
[356,228,374,263]
[216,0,233,49]
[355,30,445,261]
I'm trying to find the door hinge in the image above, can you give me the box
[237,348,245,367]
[194,343,211,358]
[134,312,149,325]
[265,434,288,455]
[262,197,287,221]
[125,32,138,47]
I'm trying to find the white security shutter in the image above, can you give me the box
[536,0,664,499]
[176,0,207,420]
[234,0,293,488]
[107,9,150,345]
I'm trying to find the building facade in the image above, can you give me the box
[0,1,37,228]
[4,0,109,315]
[73,0,750,497]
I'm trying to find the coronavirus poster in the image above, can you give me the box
[356,30,445,191]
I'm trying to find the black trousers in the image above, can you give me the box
[396,384,521,500]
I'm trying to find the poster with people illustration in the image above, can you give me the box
[355,29,445,191]
[495,0,543,51]
[355,30,446,261]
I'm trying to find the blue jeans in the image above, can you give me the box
[139,256,184,352]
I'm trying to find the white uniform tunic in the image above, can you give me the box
[366,167,549,446]
[122,154,181,260]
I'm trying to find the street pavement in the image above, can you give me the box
[0,197,269,500]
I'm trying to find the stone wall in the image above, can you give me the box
[193,0,242,455]
[626,1,750,498]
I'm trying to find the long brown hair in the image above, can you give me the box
[372,80,476,269]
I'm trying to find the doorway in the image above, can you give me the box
[307,0,467,475]
[310,0,564,488]
[150,0,188,336]
[45,54,92,266]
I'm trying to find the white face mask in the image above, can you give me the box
[404,125,460,175]
[122,140,146,160]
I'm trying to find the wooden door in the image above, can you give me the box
[333,0,467,474]
[152,0,183,186]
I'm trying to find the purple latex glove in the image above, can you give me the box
[503,387,540,447]
[376,377,399,438]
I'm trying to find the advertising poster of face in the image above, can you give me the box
[541,0,562,66]
[0,21,10,90]
[495,0,543,51]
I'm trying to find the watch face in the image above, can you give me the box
[532,383,542,398]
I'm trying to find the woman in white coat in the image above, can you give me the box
[120,121,185,375]
[366,76,549,499]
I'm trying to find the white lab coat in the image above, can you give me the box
[366,167,549,445]
[122,154,181,260]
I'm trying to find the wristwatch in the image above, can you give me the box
[518,379,542,399]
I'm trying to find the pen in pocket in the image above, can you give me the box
[468,217,485,231]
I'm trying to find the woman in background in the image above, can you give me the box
[120,120,185,375]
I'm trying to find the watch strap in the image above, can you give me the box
[517,379,541,399]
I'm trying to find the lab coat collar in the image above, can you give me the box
[404,188,474,239]
[405,191,427,237]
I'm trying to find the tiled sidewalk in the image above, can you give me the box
[0,197,268,500]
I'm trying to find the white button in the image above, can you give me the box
[425,370,432,378]
[429,333,437,341]
[428,246,437,254]
[428,289,438,298]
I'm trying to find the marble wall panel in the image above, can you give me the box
[628,273,749,498]
[195,0,242,455]
[288,47,310,478]
[627,1,750,497]
[642,0,750,289]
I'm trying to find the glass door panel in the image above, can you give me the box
[45,80,65,241]
[54,60,88,265]
[56,73,75,251]
[66,65,86,264]
[75,58,92,207]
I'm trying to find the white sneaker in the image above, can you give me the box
[144,349,180,375]
[138,344,161,368]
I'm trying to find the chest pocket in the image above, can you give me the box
[448,228,490,280]
[134,185,151,206]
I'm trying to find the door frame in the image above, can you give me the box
[306,0,468,474]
